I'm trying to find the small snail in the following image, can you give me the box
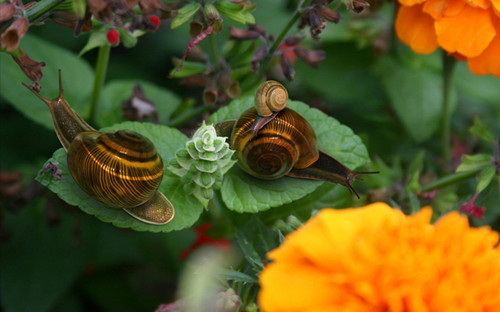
[215,81,377,197]
[23,70,174,225]
[250,80,288,136]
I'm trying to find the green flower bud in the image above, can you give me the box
[168,122,236,207]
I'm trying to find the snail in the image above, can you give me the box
[215,81,378,197]
[23,70,174,225]
[250,80,288,136]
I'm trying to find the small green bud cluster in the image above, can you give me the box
[169,122,235,207]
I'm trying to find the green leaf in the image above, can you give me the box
[470,115,495,143]
[209,97,370,213]
[0,34,94,129]
[36,122,204,232]
[456,154,492,172]
[218,268,258,284]
[170,60,207,78]
[405,150,425,192]
[79,28,108,56]
[215,0,254,24]
[375,56,448,142]
[0,201,92,312]
[171,2,200,29]
[476,165,496,194]
[97,80,181,127]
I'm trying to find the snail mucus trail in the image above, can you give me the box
[23,70,174,225]
[215,80,378,198]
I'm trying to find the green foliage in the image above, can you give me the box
[97,80,181,127]
[0,34,94,129]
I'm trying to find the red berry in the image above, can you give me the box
[106,29,119,45]
[149,15,160,31]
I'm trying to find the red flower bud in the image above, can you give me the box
[149,15,160,31]
[106,29,119,45]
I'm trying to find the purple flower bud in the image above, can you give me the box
[280,53,295,81]
[229,26,260,41]
[294,47,326,68]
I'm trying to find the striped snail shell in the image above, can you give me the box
[254,80,288,117]
[23,70,174,225]
[231,107,319,179]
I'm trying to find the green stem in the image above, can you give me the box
[208,34,220,70]
[167,105,213,127]
[265,10,301,63]
[89,44,111,125]
[441,52,457,165]
[241,9,302,91]
[421,166,484,192]
[26,0,66,24]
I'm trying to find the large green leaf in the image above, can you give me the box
[375,56,447,142]
[208,97,370,213]
[0,34,94,129]
[97,80,181,127]
[36,122,203,232]
[0,201,92,312]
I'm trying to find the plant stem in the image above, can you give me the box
[208,34,220,70]
[265,10,301,63]
[241,9,302,91]
[441,52,456,166]
[167,105,213,127]
[421,166,484,192]
[26,0,66,24]
[89,44,111,125]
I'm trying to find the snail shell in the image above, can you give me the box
[67,130,164,209]
[231,107,319,179]
[254,80,288,117]
[23,70,174,225]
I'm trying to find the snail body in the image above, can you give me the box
[23,71,174,225]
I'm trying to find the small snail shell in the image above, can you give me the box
[23,70,174,225]
[254,80,288,117]
[231,107,319,179]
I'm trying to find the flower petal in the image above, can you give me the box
[468,21,500,76]
[396,5,439,54]
[435,5,496,57]
[423,0,465,19]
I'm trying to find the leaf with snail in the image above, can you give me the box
[208,97,371,213]
[36,121,204,233]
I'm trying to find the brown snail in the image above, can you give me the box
[23,70,174,225]
[215,81,378,197]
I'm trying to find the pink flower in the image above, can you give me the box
[460,193,486,219]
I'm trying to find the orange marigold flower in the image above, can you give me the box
[395,0,500,77]
[258,203,500,312]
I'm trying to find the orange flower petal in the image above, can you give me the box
[466,0,490,9]
[468,22,500,76]
[395,5,439,54]
[423,0,466,19]
[399,0,427,6]
[435,5,496,57]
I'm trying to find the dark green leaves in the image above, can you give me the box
[209,97,371,213]
[36,122,203,233]
[0,34,94,129]
[375,54,446,142]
